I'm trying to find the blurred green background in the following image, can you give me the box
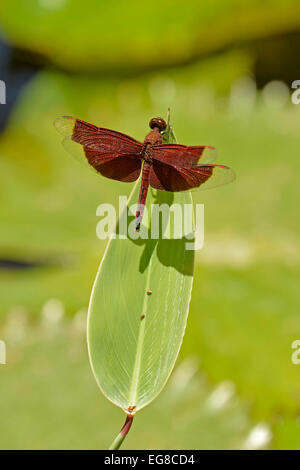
[0,0,300,450]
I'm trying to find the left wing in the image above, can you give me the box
[54,116,143,182]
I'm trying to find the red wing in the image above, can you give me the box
[83,146,141,182]
[54,116,143,152]
[149,160,235,192]
[151,144,217,167]
[54,116,143,182]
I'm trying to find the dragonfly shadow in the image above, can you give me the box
[122,189,194,276]
[138,237,194,276]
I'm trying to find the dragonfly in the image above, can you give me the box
[54,115,235,230]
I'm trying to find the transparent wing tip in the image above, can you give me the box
[201,146,218,164]
[54,116,76,136]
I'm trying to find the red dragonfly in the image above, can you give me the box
[54,116,235,230]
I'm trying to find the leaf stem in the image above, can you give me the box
[108,414,134,450]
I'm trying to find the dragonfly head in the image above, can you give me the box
[149,117,167,133]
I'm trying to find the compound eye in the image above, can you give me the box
[149,117,167,132]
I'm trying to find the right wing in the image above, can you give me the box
[151,144,217,167]
[150,160,235,192]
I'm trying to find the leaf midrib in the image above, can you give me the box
[127,254,153,409]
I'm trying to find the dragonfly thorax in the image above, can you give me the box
[144,127,162,146]
[142,142,153,163]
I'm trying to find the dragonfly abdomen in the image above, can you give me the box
[135,162,151,231]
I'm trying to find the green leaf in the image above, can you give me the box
[1,0,299,71]
[162,109,177,144]
[87,119,194,413]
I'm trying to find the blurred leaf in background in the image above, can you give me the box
[0,0,299,72]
